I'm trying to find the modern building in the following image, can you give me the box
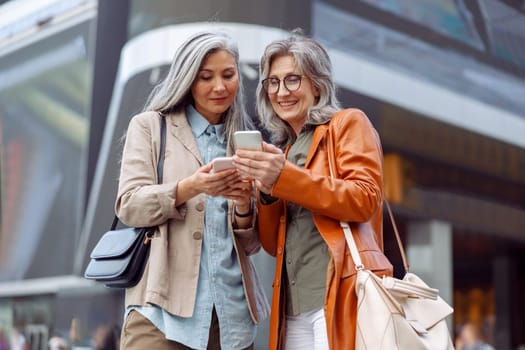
[0,0,524,349]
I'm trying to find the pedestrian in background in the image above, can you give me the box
[456,322,495,350]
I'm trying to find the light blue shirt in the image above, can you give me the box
[129,106,255,349]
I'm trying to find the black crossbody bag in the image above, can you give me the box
[84,115,166,288]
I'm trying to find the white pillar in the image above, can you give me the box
[406,220,454,328]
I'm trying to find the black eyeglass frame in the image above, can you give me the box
[261,74,303,94]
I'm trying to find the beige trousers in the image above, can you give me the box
[120,309,254,350]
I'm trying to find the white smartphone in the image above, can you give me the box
[212,156,234,173]
[233,130,263,151]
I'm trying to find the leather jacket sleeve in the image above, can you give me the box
[257,197,284,256]
[272,109,382,223]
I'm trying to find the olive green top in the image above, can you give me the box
[284,127,330,316]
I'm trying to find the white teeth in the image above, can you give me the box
[279,101,296,107]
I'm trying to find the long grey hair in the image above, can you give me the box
[256,31,340,146]
[143,30,249,152]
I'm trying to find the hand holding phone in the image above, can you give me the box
[233,130,263,151]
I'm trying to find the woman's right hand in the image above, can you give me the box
[175,163,243,206]
[233,141,286,194]
[192,163,243,197]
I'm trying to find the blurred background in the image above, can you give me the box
[0,0,524,349]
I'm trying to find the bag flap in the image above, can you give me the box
[403,295,453,330]
[90,228,144,259]
[356,270,405,315]
[401,273,454,329]
[84,252,134,279]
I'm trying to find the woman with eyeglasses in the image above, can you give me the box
[233,31,393,350]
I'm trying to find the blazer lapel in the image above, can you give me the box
[168,111,203,164]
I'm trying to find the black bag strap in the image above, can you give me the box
[111,114,167,230]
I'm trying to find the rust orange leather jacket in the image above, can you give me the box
[258,109,393,350]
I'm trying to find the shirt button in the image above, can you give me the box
[196,202,205,211]
[291,280,296,285]
[287,258,291,264]
[193,231,202,240]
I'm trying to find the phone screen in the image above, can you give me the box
[233,131,262,151]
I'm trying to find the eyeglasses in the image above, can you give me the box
[261,74,303,94]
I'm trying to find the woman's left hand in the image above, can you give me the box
[222,179,253,212]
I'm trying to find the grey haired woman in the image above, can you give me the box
[116,30,269,350]
[234,31,392,350]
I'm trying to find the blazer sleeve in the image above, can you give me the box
[115,113,183,228]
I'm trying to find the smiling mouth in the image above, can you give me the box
[278,101,297,107]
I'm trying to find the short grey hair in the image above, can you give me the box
[143,30,249,151]
[256,31,340,146]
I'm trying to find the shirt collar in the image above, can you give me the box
[187,105,226,144]
[297,113,332,135]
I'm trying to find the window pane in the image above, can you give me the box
[359,0,483,49]
[0,18,96,280]
[479,0,525,72]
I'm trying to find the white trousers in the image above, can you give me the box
[284,307,329,350]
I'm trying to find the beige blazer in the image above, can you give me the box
[115,110,269,324]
